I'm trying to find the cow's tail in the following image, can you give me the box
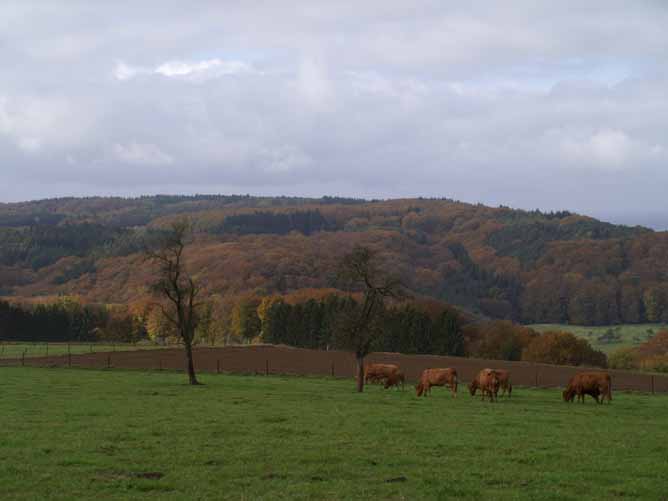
[453,374,458,397]
[508,382,513,398]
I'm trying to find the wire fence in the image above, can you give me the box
[2,344,667,394]
[0,341,175,360]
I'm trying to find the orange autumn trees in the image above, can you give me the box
[609,330,668,373]
[2,195,668,328]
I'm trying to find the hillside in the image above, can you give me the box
[1,195,667,326]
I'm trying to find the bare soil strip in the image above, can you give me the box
[3,344,666,393]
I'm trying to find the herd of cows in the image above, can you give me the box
[364,363,613,404]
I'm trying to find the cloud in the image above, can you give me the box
[0,94,92,153]
[1,1,668,223]
[539,127,666,170]
[295,59,333,109]
[113,58,254,82]
[113,142,174,166]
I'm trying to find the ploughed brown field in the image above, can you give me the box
[5,344,667,393]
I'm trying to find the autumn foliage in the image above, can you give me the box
[1,195,667,328]
[609,330,668,373]
[521,331,607,368]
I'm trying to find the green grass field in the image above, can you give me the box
[529,323,668,353]
[1,368,667,500]
[0,342,170,359]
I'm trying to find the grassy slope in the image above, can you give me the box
[2,368,667,500]
[529,323,668,354]
[0,342,169,359]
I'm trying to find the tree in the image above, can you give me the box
[337,246,403,392]
[608,347,639,370]
[231,297,261,343]
[145,219,203,385]
[467,320,536,361]
[195,301,215,346]
[435,310,465,356]
[521,331,607,368]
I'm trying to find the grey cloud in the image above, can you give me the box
[1,1,667,227]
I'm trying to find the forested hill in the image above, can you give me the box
[1,195,666,326]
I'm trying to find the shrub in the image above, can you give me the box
[639,354,668,373]
[608,347,639,370]
[522,331,607,368]
[465,320,537,361]
[636,330,668,358]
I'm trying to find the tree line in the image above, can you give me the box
[0,298,145,343]
[1,197,668,328]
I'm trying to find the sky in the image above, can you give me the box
[1,1,667,228]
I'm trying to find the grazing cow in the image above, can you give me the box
[469,369,500,402]
[384,370,405,390]
[364,363,400,385]
[563,372,612,404]
[469,369,512,398]
[415,368,458,397]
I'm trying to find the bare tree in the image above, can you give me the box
[145,219,203,385]
[338,245,403,392]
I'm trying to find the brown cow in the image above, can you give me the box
[415,368,458,397]
[384,370,405,390]
[364,363,400,385]
[563,372,612,404]
[468,369,500,402]
[469,369,512,398]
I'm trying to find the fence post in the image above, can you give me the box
[265,359,269,376]
[68,343,71,356]
[651,375,655,395]
[68,352,71,368]
[21,350,25,366]
[216,359,220,374]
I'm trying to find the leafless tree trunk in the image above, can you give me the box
[145,219,203,385]
[338,245,403,393]
[355,354,365,393]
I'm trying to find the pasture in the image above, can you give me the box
[529,323,667,353]
[1,367,667,500]
[0,341,169,359]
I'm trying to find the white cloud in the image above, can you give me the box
[545,128,666,170]
[156,59,252,78]
[113,142,174,166]
[559,129,633,168]
[295,59,333,109]
[0,94,90,153]
[113,60,144,81]
[114,58,254,82]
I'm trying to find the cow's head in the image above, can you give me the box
[562,388,575,402]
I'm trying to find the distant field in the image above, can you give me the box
[0,342,170,359]
[529,323,668,353]
[1,367,667,500]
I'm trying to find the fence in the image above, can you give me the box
[0,341,173,360]
[2,344,667,394]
